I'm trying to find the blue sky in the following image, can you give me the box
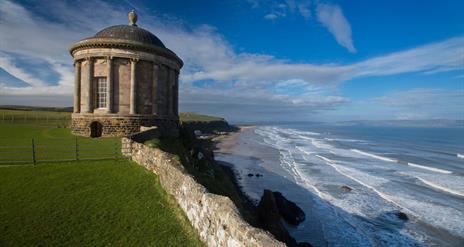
[0,0,463,122]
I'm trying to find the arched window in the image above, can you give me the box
[95,77,107,108]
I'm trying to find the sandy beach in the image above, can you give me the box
[214,125,255,153]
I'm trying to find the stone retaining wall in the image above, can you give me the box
[122,138,285,247]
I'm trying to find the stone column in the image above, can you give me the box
[167,68,174,117]
[152,63,159,115]
[129,59,137,114]
[84,58,94,113]
[106,57,113,113]
[174,70,179,116]
[158,65,167,117]
[73,61,81,113]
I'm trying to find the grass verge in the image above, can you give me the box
[0,160,204,246]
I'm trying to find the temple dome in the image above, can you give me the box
[69,10,182,67]
[93,25,166,48]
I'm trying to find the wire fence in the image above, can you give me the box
[0,113,71,127]
[0,137,130,166]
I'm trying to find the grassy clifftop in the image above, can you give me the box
[0,115,205,246]
[0,160,204,246]
[180,113,237,134]
[179,112,224,122]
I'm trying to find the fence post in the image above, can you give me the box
[75,137,79,161]
[114,141,118,160]
[32,138,36,165]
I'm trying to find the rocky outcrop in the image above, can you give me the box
[257,190,296,244]
[256,190,312,247]
[273,191,305,225]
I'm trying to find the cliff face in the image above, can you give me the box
[121,138,285,247]
[180,120,238,135]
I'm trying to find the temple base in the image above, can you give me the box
[71,113,179,138]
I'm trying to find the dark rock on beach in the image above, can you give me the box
[257,190,311,247]
[396,211,409,221]
[257,190,297,245]
[273,191,306,225]
[340,185,352,192]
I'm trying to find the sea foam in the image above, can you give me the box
[416,177,464,197]
[407,162,452,174]
[350,149,397,162]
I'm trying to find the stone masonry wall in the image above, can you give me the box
[72,114,179,137]
[121,138,285,247]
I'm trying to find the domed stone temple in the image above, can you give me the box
[70,10,182,137]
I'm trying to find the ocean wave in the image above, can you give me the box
[310,139,333,149]
[315,155,464,237]
[285,128,321,136]
[277,148,381,245]
[402,172,464,198]
[315,155,390,188]
[351,149,398,163]
[350,148,453,175]
[254,125,464,243]
[457,153,464,159]
[315,154,336,164]
[416,177,464,197]
[325,138,363,143]
[407,162,452,174]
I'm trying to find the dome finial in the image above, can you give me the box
[128,10,137,26]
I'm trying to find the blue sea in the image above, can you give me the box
[215,124,464,247]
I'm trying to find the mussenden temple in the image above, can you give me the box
[70,10,182,138]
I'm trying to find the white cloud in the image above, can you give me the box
[264,13,280,20]
[367,88,463,120]
[0,53,47,87]
[316,3,356,53]
[179,36,464,85]
[249,1,355,52]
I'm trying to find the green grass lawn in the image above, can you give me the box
[0,109,222,124]
[0,160,204,246]
[179,112,223,122]
[0,109,212,246]
[0,123,120,164]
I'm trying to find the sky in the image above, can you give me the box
[0,0,463,122]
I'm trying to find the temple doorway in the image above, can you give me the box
[90,121,103,138]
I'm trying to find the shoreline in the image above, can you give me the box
[213,126,259,223]
[213,125,255,153]
[213,125,314,247]
[216,160,260,225]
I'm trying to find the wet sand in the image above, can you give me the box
[214,125,255,153]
